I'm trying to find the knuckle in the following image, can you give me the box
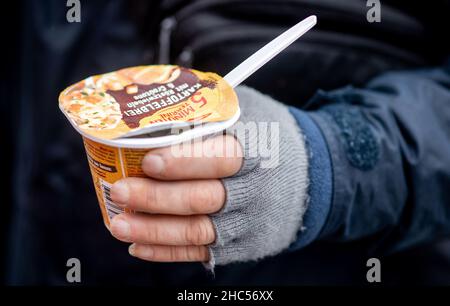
[224,134,241,156]
[187,184,202,214]
[206,181,224,212]
[221,136,242,175]
[186,216,214,245]
[143,221,160,243]
[185,246,200,261]
[144,180,158,211]
[188,182,222,214]
[168,246,178,261]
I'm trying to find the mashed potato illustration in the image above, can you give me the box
[60,78,125,130]
[61,89,122,130]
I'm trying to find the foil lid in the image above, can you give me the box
[59,65,239,140]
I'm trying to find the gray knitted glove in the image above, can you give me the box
[208,86,310,267]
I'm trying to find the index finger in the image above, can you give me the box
[110,177,225,215]
[142,134,243,180]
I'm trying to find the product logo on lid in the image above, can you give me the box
[59,65,238,140]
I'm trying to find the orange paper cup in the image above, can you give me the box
[79,115,240,229]
[59,65,240,229]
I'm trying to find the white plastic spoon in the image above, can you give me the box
[224,15,317,88]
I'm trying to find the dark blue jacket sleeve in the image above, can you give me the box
[289,61,450,254]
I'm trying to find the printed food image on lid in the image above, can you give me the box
[59,65,239,140]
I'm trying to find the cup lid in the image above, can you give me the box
[59,65,239,142]
[80,107,240,148]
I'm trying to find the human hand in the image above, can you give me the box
[109,134,243,262]
[109,86,310,267]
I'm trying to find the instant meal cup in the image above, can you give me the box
[59,65,240,228]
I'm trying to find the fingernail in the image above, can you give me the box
[142,154,164,175]
[110,180,129,206]
[142,246,154,258]
[111,217,131,240]
[128,244,136,256]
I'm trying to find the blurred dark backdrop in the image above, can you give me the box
[2,0,21,284]
[2,0,449,285]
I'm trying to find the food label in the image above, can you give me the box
[59,65,238,139]
[83,136,148,228]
